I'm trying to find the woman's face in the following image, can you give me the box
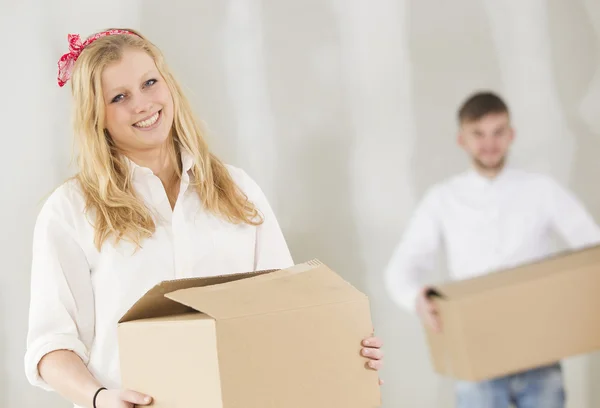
[101,49,174,155]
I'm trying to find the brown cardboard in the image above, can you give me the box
[117,260,381,408]
[424,244,600,382]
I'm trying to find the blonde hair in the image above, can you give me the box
[69,28,262,250]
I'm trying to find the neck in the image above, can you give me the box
[472,160,505,180]
[125,144,178,187]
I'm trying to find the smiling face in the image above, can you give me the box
[458,112,515,173]
[101,48,174,155]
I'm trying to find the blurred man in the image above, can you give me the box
[384,91,600,408]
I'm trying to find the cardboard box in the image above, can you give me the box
[117,260,381,408]
[424,244,600,382]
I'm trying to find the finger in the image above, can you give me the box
[366,359,383,370]
[426,309,439,327]
[379,377,384,385]
[120,389,153,405]
[425,312,439,332]
[362,336,383,348]
[429,313,442,333]
[428,313,439,332]
[362,348,383,360]
[425,300,438,313]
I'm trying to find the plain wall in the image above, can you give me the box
[139,1,600,407]
[2,0,600,407]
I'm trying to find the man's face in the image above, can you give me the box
[458,112,514,172]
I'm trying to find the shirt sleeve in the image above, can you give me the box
[383,187,443,313]
[24,193,95,391]
[545,177,600,249]
[238,170,294,271]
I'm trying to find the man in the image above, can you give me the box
[384,91,600,408]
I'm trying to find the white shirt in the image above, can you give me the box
[384,167,600,313]
[24,151,294,404]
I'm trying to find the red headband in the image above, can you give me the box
[57,29,138,87]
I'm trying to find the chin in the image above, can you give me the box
[144,134,171,148]
[135,125,170,143]
[480,159,504,170]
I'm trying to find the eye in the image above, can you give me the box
[144,79,157,87]
[111,94,125,103]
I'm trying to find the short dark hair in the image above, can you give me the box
[458,91,509,124]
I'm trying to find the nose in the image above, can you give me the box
[131,92,153,114]
[482,134,498,148]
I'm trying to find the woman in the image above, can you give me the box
[24,29,383,408]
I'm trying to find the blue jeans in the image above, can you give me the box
[456,363,565,408]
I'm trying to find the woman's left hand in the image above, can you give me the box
[361,335,384,385]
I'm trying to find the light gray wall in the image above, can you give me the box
[140,1,600,407]
[2,1,599,407]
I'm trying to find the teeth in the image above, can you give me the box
[134,111,159,128]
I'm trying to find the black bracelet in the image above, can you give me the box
[92,387,107,408]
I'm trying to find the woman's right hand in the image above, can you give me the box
[95,389,153,408]
[35,350,152,408]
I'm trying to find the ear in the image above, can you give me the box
[457,131,465,147]
[508,126,515,142]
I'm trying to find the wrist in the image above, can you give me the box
[92,387,107,408]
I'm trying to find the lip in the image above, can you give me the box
[132,110,162,131]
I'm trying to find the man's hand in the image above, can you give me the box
[416,287,442,332]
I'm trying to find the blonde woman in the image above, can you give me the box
[25,29,383,408]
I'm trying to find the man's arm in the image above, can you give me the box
[545,177,600,249]
[383,188,443,314]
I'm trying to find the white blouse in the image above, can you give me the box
[24,151,294,402]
